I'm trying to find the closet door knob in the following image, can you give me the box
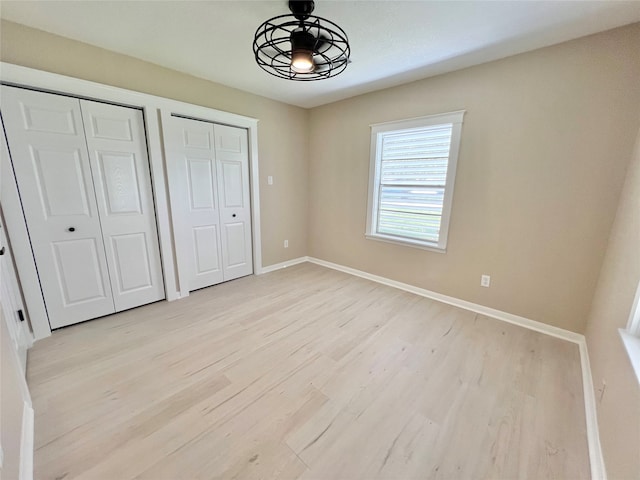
[68,227,76,232]
[232,214,236,218]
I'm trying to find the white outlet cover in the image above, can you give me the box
[481,275,491,287]
[267,176,273,185]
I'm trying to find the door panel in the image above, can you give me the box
[214,124,253,281]
[184,128,211,149]
[221,161,244,207]
[110,233,153,293]
[225,222,248,267]
[52,238,109,305]
[80,100,165,311]
[193,225,221,275]
[20,100,77,134]
[32,148,91,217]
[88,114,134,141]
[165,117,223,290]
[97,152,142,214]
[188,158,215,210]
[1,86,115,328]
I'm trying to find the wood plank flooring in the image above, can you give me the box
[27,263,590,479]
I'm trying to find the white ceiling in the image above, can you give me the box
[2,1,639,108]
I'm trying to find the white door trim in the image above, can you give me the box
[19,402,34,480]
[0,62,262,338]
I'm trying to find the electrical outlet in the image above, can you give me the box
[481,275,491,287]
[267,176,273,185]
[284,239,289,248]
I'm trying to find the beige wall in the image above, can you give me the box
[0,19,309,267]
[308,24,640,333]
[584,126,640,479]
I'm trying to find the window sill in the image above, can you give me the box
[619,328,640,385]
[365,233,446,253]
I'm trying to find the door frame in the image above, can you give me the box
[0,62,262,340]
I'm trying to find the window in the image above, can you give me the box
[366,110,465,251]
[627,281,640,336]
[620,279,640,384]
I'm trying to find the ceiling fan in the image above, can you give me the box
[253,0,351,81]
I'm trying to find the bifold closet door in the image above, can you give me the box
[0,86,115,328]
[80,100,165,311]
[214,124,253,281]
[164,116,252,291]
[1,86,165,329]
[165,117,224,290]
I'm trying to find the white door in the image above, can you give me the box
[164,116,252,291]
[80,100,165,311]
[165,116,224,290]
[0,212,33,372]
[1,86,115,328]
[214,124,253,281]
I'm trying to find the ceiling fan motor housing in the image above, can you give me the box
[291,29,316,52]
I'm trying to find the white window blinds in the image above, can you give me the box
[367,111,464,251]
[378,125,452,242]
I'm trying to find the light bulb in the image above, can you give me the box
[291,49,315,73]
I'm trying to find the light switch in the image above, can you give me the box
[267,176,273,185]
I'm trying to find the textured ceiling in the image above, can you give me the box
[2,1,639,108]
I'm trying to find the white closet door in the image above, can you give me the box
[165,116,223,290]
[214,124,253,281]
[80,100,165,310]
[0,86,115,328]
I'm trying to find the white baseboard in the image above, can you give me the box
[578,339,607,479]
[19,402,34,480]
[258,256,308,275]
[302,256,605,479]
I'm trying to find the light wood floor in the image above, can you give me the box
[28,263,590,479]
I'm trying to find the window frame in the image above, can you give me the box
[620,279,640,385]
[366,110,465,252]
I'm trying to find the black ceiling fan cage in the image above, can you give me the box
[253,1,351,81]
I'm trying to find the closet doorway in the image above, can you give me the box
[1,86,165,329]
[163,115,253,291]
